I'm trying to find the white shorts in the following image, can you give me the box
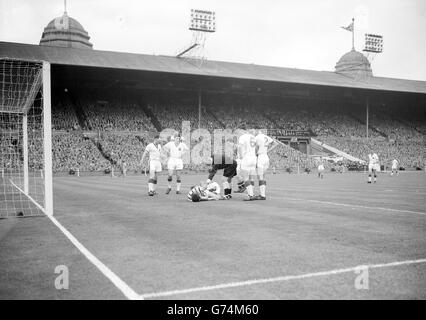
[318,165,324,172]
[392,166,398,170]
[241,155,257,175]
[167,158,183,171]
[368,163,380,172]
[257,154,270,174]
[149,160,162,173]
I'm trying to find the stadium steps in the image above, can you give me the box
[139,102,162,132]
[90,137,115,166]
[396,117,425,135]
[76,102,92,130]
[310,139,334,157]
[206,109,225,128]
[327,126,340,135]
[311,138,364,163]
[68,92,91,130]
[348,113,387,138]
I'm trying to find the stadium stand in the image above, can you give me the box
[52,97,80,131]
[24,90,422,174]
[147,103,222,131]
[82,98,156,132]
[99,132,146,173]
[204,94,276,130]
[369,111,423,141]
[52,132,110,173]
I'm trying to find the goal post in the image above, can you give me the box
[43,61,53,216]
[0,59,53,217]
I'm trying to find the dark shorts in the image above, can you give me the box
[212,161,237,179]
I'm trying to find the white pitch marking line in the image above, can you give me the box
[284,197,426,215]
[47,215,142,300]
[140,258,426,299]
[9,180,141,300]
[79,181,425,216]
[9,179,46,213]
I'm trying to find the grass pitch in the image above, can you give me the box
[1,171,425,299]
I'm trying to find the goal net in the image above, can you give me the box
[0,59,53,218]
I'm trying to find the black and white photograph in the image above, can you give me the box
[0,0,425,307]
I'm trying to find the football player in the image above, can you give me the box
[391,159,399,176]
[207,152,240,197]
[368,151,380,183]
[254,130,276,200]
[121,160,127,177]
[187,181,231,202]
[226,138,245,193]
[238,127,258,201]
[163,135,189,194]
[140,134,163,196]
[317,158,325,179]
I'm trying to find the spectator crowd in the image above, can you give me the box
[1,93,425,174]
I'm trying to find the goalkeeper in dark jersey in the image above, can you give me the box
[207,152,245,197]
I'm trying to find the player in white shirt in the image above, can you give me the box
[225,138,246,193]
[238,127,258,200]
[254,130,276,200]
[163,135,189,194]
[367,152,380,183]
[317,158,325,179]
[140,134,163,196]
[391,159,399,176]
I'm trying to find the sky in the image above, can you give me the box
[1,0,425,81]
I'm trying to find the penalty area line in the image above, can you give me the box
[284,197,426,216]
[139,258,426,299]
[9,179,141,300]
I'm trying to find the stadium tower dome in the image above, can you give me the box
[39,10,93,49]
[335,49,372,77]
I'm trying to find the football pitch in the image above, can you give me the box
[0,172,425,299]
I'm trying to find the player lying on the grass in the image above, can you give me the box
[187,181,232,202]
[207,152,244,197]
[140,134,163,196]
[367,151,380,184]
[391,158,399,176]
[163,135,189,194]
